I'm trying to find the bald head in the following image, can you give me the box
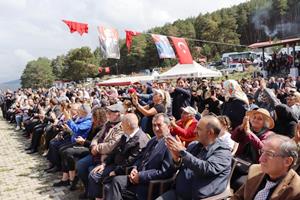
[202,115,222,136]
[195,115,222,146]
[122,113,139,131]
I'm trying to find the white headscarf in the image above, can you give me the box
[223,80,249,105]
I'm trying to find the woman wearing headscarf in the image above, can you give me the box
[272,104,298,138]
[231,108,275,190]
[221,80,249,130]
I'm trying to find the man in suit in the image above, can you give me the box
[231,134,300,200]
[76,103,124,199]
[103,113,175,200]
[157,115,232,200]
[87,113,150,199]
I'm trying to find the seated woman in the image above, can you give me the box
[170,106,198,146]
[231,108,275,191]
[53,107,107,189]
[217,115,238,154]
[132,89,168,136]
[221,80,249,130]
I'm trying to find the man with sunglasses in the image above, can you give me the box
[231,134,300,200]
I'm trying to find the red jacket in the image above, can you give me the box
[171,117,198,146]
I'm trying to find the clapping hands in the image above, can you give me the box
[242,116,251,135]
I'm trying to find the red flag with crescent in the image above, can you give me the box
[170,36,193,64]
[62,20,88,35]
[125,30,141,53]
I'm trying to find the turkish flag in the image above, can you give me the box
[62,20,88,36]
[170,36,193,64]
[105,67,110,73]
[125,30,141,53]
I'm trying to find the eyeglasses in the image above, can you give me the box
[259,149,284,158]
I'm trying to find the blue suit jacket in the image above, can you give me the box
[175,139,232,200]
[132,136,175,199]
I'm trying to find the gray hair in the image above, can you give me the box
[266,134,298,167]
[122,113,139,129]
[80,104,91,114]
[152,113,171,125]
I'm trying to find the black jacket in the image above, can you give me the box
[221,97,248,130]
[104,128,149,175]
[272,104,298,138]
[171,87,191,120]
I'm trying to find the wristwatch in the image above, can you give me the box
[179,150,187,157]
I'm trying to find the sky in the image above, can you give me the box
[0,0,248,83]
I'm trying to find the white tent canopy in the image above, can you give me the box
[98,75,155,86]
[155,61,222,80]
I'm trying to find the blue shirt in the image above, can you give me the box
[66,114,92,143]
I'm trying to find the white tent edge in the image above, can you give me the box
[155,61,222,80]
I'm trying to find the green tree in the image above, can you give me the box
[51,55,65,80]
[62,47,98,81]
[21,57,55,88]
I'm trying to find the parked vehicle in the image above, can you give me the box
[220,63,244,74]
[222,51,257,66]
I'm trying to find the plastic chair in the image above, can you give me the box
[147,171,178,200]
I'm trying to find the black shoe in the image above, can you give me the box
[44,167,53,172]
[69,176,79,191]
[46,166,61,173]
[53,180,70,187]
[25,147,32,151]
[27,149,37,154]
[78,192,88,199]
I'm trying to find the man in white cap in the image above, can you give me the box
[76,103,124,199]
[170,106,198,146]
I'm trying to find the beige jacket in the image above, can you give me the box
[231,164,300,200]
[91,121,123,162]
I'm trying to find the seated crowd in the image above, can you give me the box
[1,76,300,200]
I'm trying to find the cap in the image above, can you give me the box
[107,103,124,113]
[128,88,137,94]
[182,106,197,115]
